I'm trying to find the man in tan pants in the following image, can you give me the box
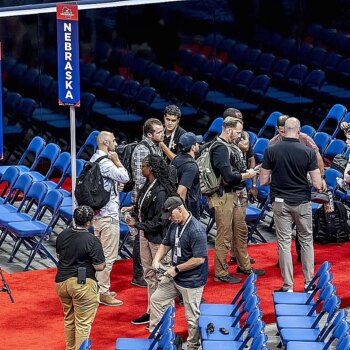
[150,197,208,350]
[90,131,129,306]
[208,118,265,283]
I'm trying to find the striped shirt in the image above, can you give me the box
[90,150,129,219]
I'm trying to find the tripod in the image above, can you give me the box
[0,267,14,303]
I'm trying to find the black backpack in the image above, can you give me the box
[331,154,348,174]
[75,156,111,210]
[313,201,350,244]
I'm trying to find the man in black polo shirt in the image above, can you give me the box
[260,117,322,292]
[55,206,106,350]
[160,105,186,161]
[171,132,202,219]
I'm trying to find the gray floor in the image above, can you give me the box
[1,204,349,350]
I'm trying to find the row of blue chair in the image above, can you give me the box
[273,262,350,349]
[198,274,268,350]
[116,306,175,350]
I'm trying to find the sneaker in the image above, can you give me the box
[214,274,242,284]
[131,313,150,325]
[99,293,123,307]
[230,257,256,264]
[109,291,117,297]
[131,278,147,288]
[274,287,293,293]
[236,267,265,276]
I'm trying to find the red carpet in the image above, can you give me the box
[0,242,349,350]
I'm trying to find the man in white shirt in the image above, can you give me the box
[90,131,129,306]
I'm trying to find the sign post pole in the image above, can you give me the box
[56,4,80,214]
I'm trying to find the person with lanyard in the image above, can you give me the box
[55,206,106,350]
[160,105,186,161]
[125,154,177,326]
[149,197,208,350]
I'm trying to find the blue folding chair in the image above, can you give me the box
[200,273,257,316]
[276,283,335,328]
[200,305,262,342]
[5,189,63,270]
[275,280,334,317]
[287,317,349,350]
[0,173,33,215]
[203,117,223,142]
[0,182,48,250]
[317,104,347,138]
[257,111,282,138]
[15,143,61,177]
[0,167,20,204]
[273,263,331,305]
[324,139,347,163]
[279,295,341,347]
[313,132,331,155]
[0,136,45,178]
[324,168,343,193]
[77,130,99,159]
[116,306,175,350]
[78,339,91,350]
[247,131,257,147]
[118,221,133,259]
[301,125,316,138]
[199,295,260,334]
[202,320,266,350]
[253,138,269,163]
[29,151,70,182]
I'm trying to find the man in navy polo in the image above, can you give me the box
[149,197,208,350]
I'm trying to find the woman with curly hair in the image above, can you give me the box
[125,154,178,325]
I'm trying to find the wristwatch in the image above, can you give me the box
[174,265,180,273]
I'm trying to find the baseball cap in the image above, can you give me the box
[161,196,184,219]
[178,132,203,151]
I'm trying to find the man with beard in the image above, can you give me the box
[171,132,202,220]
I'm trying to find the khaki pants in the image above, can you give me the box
[56,277,99,350]
[230,189,248,259]
[139,234,164,313]
[93,216,119,294]
[149,277,204,350]
[273,201,314,290]
[208,192,251,276]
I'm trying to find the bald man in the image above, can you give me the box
[260,118,322,292]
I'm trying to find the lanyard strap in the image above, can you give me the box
[173,213,192,264]
[138,179,157,221]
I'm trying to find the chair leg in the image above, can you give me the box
[8,238,23,262]
[0,229,9,247]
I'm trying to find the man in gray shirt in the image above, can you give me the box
[90,131,129,306]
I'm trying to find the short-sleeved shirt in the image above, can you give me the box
[171,154,200,201]
[262,138,318,205]
[55,227,105,283]
[269,132,319,152]
[162,216,208,288]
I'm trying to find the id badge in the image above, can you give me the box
[176,247,181,258]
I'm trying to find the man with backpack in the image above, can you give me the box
[171,132,202,220]
[90,131,129,306]
[130,118,164,288]
[207,117,265,284]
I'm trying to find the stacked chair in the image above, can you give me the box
[115,306,175,350]
[198,274,269,350]
[273,261,350,349]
